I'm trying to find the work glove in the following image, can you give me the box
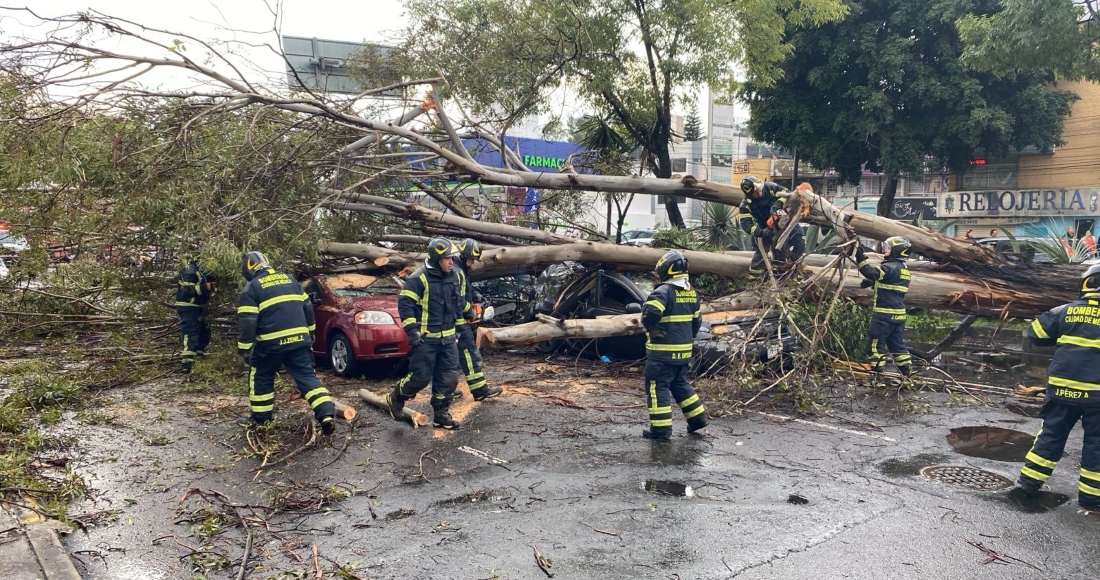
[238,349,252,368]
[405,328,423,348]
[854,247,867,263]
[860,279,875,289]
[755,227,775,239]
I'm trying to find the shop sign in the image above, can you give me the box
[938,187,1100,218]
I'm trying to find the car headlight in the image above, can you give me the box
[354,311,395,325]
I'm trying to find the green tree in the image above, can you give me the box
[740,0,1079,218]
[958,0,1100,82]
[683,102,705,142]
[394,0,849,228]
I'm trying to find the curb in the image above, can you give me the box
[0,506,81,580]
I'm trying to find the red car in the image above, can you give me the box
[303,273,411,377]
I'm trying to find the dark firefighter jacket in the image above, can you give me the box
[738,182,788,235]
[454,262,477,327]
[237,268,315,354]
[399,264,467,338]
[176,260,214,307]
[856,251,910,321]
[1027,293,1100,406]
[642,278,702,365]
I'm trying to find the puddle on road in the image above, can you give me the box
[947,426,1034,462]
[877,453,949,477]
[641,480,694,497]
[986,488,1070,514]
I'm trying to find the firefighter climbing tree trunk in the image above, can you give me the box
[876,177,899,219]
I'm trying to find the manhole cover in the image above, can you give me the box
[920,465,1015,491]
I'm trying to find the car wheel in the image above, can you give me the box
[328,332,363,378]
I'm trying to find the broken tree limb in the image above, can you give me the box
[332,400,357,422]
[357,388,429,427]
[323,242,1076,318]
[909,314,980,361]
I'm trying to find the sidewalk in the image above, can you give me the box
[0,504,81,580]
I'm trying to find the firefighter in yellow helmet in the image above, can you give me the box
[387,238,469,429]
[738,175,790,278]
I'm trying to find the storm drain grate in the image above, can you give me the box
[920,465,1015,491]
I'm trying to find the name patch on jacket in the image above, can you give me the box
[260,274,291,288]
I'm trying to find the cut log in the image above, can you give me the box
[358,388,430,427]
[324,241,1077,318]
[333,400,357,421]
[479,313,645,349]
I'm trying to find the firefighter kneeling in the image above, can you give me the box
[387,238,468,430]
[640,251,709,440]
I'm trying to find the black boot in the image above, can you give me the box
[386,391,405,422]
[320,416,335,435]
[642,427,671,441]
[179,362,193,375]
[471,385,503,401]
[433,410,461,430]
[687,414,709,435]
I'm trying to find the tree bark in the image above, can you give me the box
[876,177,899,219]
[322,241,1077,318]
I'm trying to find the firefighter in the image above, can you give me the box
[237,251,335,434]
[1016,264,1100,514]
[851,236,912,385]
[766,208,805,265]
[738,175,790,278]
[175,255,215,374]
[454,239,503,401]
[387,238,468,430]
[640,250,708,440]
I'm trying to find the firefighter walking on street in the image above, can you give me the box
[1017,264,1100,515]
[640,250,708,440]
[176,255,215,374]
[454,239,503,401]
[237,251,336,434]
[851,236,913,385]
[387,238,468,430]
[738,175,789,278]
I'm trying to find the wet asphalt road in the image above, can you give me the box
[60,352,1097,579]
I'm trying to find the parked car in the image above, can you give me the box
[471,273,537,326]
[529,266,797,374]
[619,229,657,247]
[302,273,411,377]
[975,236,1054,264]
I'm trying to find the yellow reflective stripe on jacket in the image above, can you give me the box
[873,307,906,315]
[645,300,666,312]
[258,293,306,312]
[424,328,456,338]
[1048,375,1100,391]
[877,283,909,293]
[1031,319,1049,339]
[419,273,430,328]
[257,326,311,342]
[237,305,259,314]
[645,342,692,352]
[176,301,203,308]
[401,317,416,327]
[399,289,419,301]
[1056,335,1100,349]
[660,314,695,323]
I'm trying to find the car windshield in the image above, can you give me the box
[626,272,656,294]
[324,274,401,297]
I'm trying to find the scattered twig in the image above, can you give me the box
[966,540,1042,571]
[579,521,620,537]
[531,544,554,577]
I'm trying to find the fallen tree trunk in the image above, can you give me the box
[323,242,1075,318]
[358,388,429,428]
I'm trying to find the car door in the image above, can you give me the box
[589,272,647,359]
[303,279,334,356]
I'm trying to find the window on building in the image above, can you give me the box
[671,158,687,172]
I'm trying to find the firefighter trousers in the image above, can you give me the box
[868,316,910,375]
[1018,399,1100,508]
[177,307,210,369]
[748,237,774,278]
[248,347,335,424]
[644,359,708,437]
[393,336,459,413]
[456,324,490,395]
